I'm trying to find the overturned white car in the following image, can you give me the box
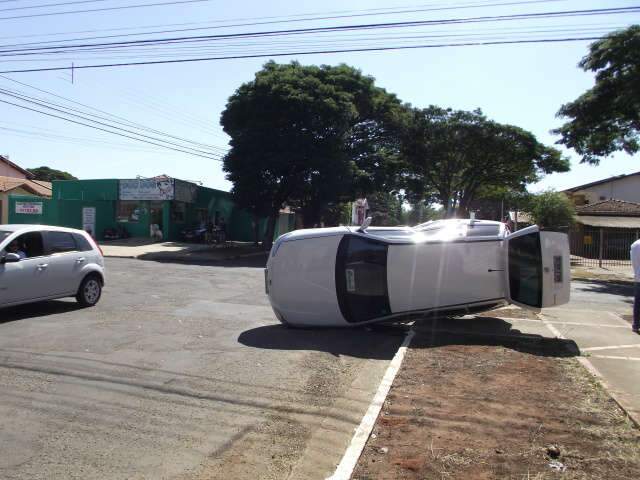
[265,219,570,327]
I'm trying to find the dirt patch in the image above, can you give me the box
[353,323,640,480]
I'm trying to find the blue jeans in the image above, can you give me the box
[634,283,640,330]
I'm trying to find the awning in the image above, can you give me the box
[577,215,640,228]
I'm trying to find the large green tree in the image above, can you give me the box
[27,166,77,182]
[400,107,569,217]
[221,61,403,248]
[554,25,640,164]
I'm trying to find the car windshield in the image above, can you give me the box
[0,230,12,242]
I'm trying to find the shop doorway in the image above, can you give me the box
[149,202,164,239]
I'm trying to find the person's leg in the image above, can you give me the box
[634,283,640,332]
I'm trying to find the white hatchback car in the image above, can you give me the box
[0,225,105,309]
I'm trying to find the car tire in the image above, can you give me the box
[76,274,102,307]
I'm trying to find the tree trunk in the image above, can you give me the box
[252,214,260,247]
[262,214,278,251]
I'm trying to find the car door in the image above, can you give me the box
[505,226,570,310]
[44,231,85,296]
[0,231,53,305]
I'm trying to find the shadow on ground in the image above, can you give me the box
[411,316,580,357]
[136,251,268,268]
[238,323,408,360]
[1,299,83,324]
[239,316,580,359]
[572,278,634,300]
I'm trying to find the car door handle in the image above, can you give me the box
[37,263,49,270]
[76,257,86,263]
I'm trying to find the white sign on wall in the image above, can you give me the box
[15,201,43,215]
[82,207,96,236]
[119,178,175,201]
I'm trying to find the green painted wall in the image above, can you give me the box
[8,195,56,225]
[10,179,289,243]
[53,179,119,201]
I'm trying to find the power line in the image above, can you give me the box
[0,0,215,21]
[1,98,223,160]
[0,0,119,13]
[0,36,605,74]
[0,88,225,158]
[0,0,570,46]
[0,74,228,151]
[1,6,635,56]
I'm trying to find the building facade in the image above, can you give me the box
[0,156,52,224]
[8,177,292,242]
[564,171,640,206]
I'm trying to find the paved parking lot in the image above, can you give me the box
[1,257,638,479]
[540,278,640,423]
[0,257,405,480]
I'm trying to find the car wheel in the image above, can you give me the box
[76,274,102,307]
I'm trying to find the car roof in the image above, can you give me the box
[0,224,86,234]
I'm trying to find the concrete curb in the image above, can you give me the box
[326,328,415,480]
[540,314,640,429]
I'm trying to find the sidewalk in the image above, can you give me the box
[100,238,265,263]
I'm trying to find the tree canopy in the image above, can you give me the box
[27,166,77,182]
[221,61,404,247]
[524,191,576,230]
[400,107,569,217]
[554,25,640,164]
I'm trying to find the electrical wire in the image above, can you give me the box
[0,75,228,151]
[0,0,571,46]
[1,98,223,160]
[0,36,610,74]
[0,0,122,13]
[0,88,225,158]
[1,6,636,57]
[0,0,215,21]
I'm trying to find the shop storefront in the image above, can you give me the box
[7,176,288,242]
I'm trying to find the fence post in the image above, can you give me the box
[599,228,604,268]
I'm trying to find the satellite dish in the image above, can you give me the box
[357,216,372,233]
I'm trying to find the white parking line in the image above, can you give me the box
[326,329,415,480]
[503,317,630,329]
[607,312,633,326]
[582,344,640,352]
[540,314,640,428]
[590,355,640,362]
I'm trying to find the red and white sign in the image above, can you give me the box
[15,201,43,215]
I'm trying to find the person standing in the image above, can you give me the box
[632,237,640,333]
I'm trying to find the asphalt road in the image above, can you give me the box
[0,257,405,480]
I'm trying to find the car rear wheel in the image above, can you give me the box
[76,274,102,307]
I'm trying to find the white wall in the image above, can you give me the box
[575,175,640,204]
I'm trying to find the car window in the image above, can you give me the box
[0,230,11,242]
[508,232,542,308]
[336,235,391,323]
[4,232,45,258]
[47,231,78,254]
[73,233,93,252]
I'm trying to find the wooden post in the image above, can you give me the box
[599,228,604,268]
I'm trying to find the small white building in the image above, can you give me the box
[564,171,640,206]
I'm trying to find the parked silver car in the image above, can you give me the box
[0,225,105,309]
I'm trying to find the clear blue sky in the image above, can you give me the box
[0,0,638,192]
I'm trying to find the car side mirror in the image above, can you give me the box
[1,253,21,264]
